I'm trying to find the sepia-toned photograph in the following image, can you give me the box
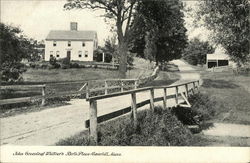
[0,0,249,162]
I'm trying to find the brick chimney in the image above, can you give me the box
[70,22,77,31]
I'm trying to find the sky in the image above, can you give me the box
[1,0,112,45]
[1,0,209,46]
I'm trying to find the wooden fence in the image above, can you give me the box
[0,85,46,106]
[85,80,200,144]
[0,79,138,106]
[86,79,138,98]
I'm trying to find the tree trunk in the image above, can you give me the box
[118,42,128,78]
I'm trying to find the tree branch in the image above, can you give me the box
[124,2,135,39]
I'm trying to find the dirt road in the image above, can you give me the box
[0,60,200,145]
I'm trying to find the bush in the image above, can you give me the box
[70,63,80,68]
[0,62,26,82]
[60,57,71,69]
[29,62,36,68]
[48,56,60,69]
[56,107,193,146]
[40,63,48,69]
[172,93,216,126]
[49,56,57,66]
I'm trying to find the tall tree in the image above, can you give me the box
[64,0,137,78]
[0,23,28,82]
[195,0,250,66]
[183,38,215,65]
[130,0,187,64]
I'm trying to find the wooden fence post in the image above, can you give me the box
[134,80,138,89]
[41,85,46,106]
[104,80,108,95]
[86,82,90,99]
[185,84,188,97]
[131,92,137,128]
[193,82,196,93]
[121,80,124,92]
[175,86,178,105]
[197,80,200,92]
[89,99,98,145]
[163,88,167,109]
[150,88,154,111]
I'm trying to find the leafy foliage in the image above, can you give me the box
[60,57,71,69]
[183,38,215,65]
[196,0,250,65]
[0,23,28,82]
[56,107,193,146]
[130,0,188,64]
[49,56,60,69]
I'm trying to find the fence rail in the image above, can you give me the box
[0,79,138,106]
[0,85,46,106]
[86,80,200,144]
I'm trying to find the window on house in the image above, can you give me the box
[50,51,53,56]
[78,51,82,57]
[56,51,60,58]
[85,51,88,57]
[82,42,85,47]
[68,41,71,47]
[53,41,56,46]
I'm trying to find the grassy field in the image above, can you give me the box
[190,67,250,146]
[199,70,250,125]
[23,68,120,83]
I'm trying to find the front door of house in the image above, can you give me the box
[67,51,71,60]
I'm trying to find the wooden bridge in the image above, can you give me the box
[85,80,200,144]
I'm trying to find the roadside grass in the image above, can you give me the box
[144,62,180,87]
[56,106,193,146]
[185,67,250,146]
[144,71,180,87]
[199,70,250,125]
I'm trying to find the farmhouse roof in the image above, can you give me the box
[45,30,97,41]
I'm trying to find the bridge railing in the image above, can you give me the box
[85,80,200,144]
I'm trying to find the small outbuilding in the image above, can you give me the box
[206,46,236,68]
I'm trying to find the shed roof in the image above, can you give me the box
[207,45,229,60]
[45,30,97,41]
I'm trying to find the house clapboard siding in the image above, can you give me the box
[45,22,98,61]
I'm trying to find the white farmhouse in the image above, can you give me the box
[45,22,98,61]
